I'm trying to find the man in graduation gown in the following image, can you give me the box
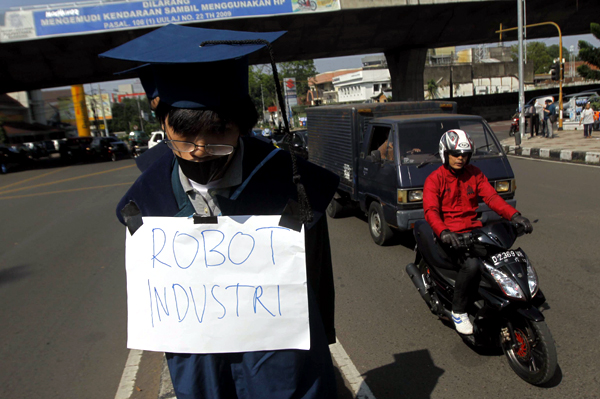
[103,24,339,399]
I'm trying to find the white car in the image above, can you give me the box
[148,131,164,149]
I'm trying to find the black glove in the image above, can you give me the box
[440,230,465,249]
[512,213,533,234]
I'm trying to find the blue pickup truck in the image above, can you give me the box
[307,101,517,245]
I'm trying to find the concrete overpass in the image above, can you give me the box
[1,0,598,101]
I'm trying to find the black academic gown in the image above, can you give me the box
[116,137,340,398]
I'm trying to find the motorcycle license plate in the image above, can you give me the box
[491,250,518,265]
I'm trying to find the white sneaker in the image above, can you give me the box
[452,311,473,335]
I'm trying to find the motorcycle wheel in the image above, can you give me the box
[509,127,515,136]
[501,317,557,385]
[310,0,317,10]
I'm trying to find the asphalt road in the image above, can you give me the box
[1,153,598,399]
[328,156,600,399]
[0,159,140,399]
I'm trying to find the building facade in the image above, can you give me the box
[333,69,392,103]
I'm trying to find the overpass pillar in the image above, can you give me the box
[385,48,428,101]
[27,90,47,125]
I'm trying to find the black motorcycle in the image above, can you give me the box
[406,220,557,385]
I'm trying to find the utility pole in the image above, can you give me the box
[261,83,265,125]
[516,0,525,146]
[135,95,144,132]
[97,84,109,137]
[497,20,564,132]
[88,84,101,136]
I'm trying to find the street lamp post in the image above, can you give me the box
[496,20,564,133]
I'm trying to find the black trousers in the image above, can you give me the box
[436,242,482,313]
[532,115,540,136]
[452,256,481,313]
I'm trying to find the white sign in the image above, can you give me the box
[125,215,309,354]
[284,77,298,106]
[0,11,36,42]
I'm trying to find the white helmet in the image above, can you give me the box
[439,129,474,165]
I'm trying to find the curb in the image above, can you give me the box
[503,145,600,165]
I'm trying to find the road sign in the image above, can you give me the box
[284,77,297,107]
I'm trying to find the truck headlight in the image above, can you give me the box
[397,189,407,204]
[495,180,511,193]
[408,190,423,202]
[397,189,424,203]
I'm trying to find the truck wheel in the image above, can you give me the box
[368,202,394,246]
[326,198,344,218]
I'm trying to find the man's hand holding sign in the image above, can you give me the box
[126,216,309,354]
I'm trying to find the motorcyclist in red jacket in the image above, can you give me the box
[423,129,533,334]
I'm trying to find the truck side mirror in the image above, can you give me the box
[367,150,382,163]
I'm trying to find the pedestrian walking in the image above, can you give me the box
[524,104,537,137]
[102,24,339,399]
[580,102,594,138]
[543,99,556,138]
[534,99,544,136]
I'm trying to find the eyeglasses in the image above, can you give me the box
[164,140,234,156]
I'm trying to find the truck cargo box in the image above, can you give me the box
[307,101,456,193]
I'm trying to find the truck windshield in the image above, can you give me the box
[398,119,501,165]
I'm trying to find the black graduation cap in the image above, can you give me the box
[100,24,285,109]
[102,24,314,225]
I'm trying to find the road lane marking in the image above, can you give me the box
[114,349,143,399]
[330,340,377,399]
[129,339,377,399]
[0,182,134,200]
[0,164,136,195]
[0,168,67,192]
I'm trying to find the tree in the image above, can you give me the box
[248,60,318,115]
[278,60,317,105]
[577,23,600,80]
[426,79,439,99]
[511,42,553,74]
[547,44,569,62]
[108,98,159,133]
[249,65,278,119]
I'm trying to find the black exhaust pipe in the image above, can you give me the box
[406,263,432,303]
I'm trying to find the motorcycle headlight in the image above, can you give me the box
[485,264,524,299]
[527,262,539,297]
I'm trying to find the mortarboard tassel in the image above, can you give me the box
[201,39,313,225]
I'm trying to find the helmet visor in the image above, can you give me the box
[447,150,471,158]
